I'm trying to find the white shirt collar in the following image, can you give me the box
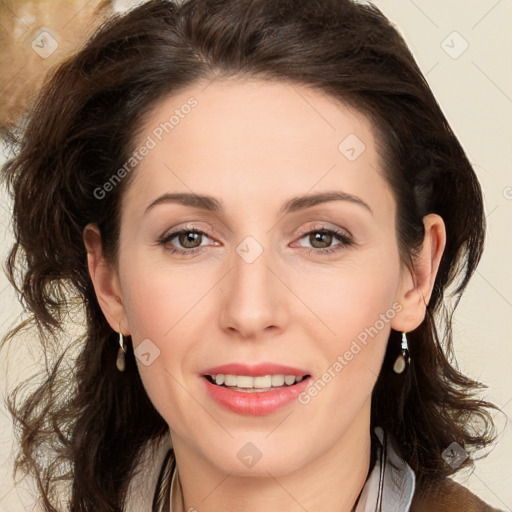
[355,426,416,512]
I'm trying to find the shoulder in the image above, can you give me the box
[410,477,504,512]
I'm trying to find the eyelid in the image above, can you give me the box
[160,222,218,239]
[295,222,351,237]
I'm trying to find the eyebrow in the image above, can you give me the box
[144,191,373,216]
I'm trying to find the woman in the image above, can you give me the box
[0,0,503,511]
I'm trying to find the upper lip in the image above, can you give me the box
[202,362,310,377]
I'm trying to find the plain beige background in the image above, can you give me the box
[1,0,511,510]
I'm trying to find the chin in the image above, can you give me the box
[203,438,309,478]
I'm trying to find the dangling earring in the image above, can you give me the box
[393,331,411,374]
[116,332,127,372]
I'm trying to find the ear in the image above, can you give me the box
[391,213,446,332]
[83,223,130,335]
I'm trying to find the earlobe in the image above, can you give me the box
[83,223,130,335]
[391,214,446,332]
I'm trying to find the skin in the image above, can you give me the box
[84,78,446,512]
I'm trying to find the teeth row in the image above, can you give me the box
[210,374,304,388]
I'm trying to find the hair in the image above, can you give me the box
[0,0,499,510]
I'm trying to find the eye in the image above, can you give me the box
[293,226,353,255]
[157,224,353,257]
[158,227,216,255]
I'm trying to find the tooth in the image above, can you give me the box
[236,375,254,388]
[224,374,237,386]
[271,375,285,387]
[253,375,272,388]
[211,373,306,389]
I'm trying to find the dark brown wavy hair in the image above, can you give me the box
[1,0,499,510]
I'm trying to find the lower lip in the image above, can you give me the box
[202,376,311,416]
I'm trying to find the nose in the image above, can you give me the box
[218,248,288,340]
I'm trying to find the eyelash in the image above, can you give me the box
[157,225,353,256]
[295,225,353,256]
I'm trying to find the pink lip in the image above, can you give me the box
[202,375,311,416]
[202,362,310,377]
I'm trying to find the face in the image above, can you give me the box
[90,78,428,477]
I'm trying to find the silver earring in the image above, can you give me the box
[393,332,410,374]
[116,332,127,372]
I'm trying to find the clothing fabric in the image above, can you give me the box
[355,427,416,511]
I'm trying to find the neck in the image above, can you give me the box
[170,407,372,512]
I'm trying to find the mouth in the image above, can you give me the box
[203,373,311,393]
[201,363,313,415]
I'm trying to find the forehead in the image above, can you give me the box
[124,78,392,218]
[138,77,375,161]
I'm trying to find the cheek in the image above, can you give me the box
[297,255,401,339]
[119,256,207,339]
[295,252,402,387]
[293,265,400,427]
[118,266,201,425]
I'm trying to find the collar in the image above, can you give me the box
[355,426,416,512]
